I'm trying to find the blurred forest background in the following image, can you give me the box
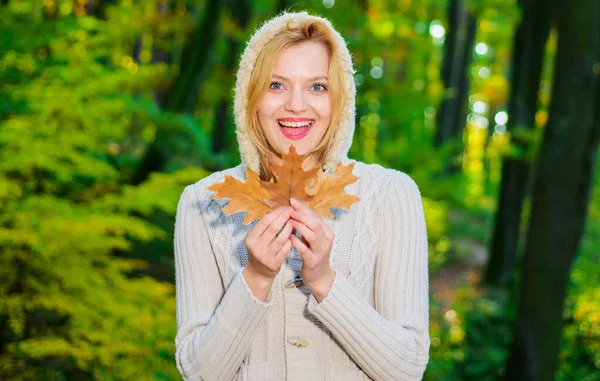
[1,0,599,380]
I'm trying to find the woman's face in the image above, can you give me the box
[257,41,332,159]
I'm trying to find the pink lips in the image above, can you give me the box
[277,118,314,141]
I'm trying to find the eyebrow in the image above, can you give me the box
[272,74,328,82]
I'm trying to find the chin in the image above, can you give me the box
[283,141,311,155]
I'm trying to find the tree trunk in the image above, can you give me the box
[484,0,554,287]
[132,0,223,184]
[484,104,499,187]
[151,1,173,106]
[163,0,222,113]
[434,0,477,176]
[504,0,600,379]
[212,0,251,156]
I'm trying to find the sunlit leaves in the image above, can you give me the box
[0,1,205,379]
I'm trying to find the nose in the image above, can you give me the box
[285,87,308,113]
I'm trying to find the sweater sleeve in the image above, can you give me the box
[174,185,275,381]
[307,171,430,380]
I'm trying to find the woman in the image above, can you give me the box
[174,11,430,381]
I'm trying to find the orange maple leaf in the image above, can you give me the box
[207,167,273,225]
[261,145,318,208]
[208,147,360,224]
[306,162,360,218]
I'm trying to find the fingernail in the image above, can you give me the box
[290,198,298,206]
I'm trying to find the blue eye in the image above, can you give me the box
[312,83,328,92]
[270,82,284,90]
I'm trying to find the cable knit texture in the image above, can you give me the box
[174,161,430,380]
[174,9,429,381]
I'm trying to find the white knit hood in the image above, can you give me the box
[233,11,357,174]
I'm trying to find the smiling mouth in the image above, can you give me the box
[277,120,314,140]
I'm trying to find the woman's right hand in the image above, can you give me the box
[242,207,294,301]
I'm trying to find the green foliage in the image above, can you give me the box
[0,1,208,379]
[556,165,600,380]
[0,0,598,379]
[426,286,513,381]
[457,289,512,380]
[424,160,600,380]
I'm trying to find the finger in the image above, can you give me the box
[290,220,317,245]
[271,221,294,254]
[247,207,286,244]
[290,198,321,232]
[260,207,291,243]
[290,234,313,259]
[290,198,318,217]
[320,219,334,241]
[300,234,310,248]
[274,239,293,264]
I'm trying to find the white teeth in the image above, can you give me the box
[278,120,313,127]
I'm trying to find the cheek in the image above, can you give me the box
[312,97,332,120]
[258,95,283,118]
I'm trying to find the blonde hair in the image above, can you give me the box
[245,18,347,180]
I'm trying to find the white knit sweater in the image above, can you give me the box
[174,160,430,380]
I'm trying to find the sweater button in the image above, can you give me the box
[287,335,309,348]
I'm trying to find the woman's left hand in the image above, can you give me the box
[288,198,336,302]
